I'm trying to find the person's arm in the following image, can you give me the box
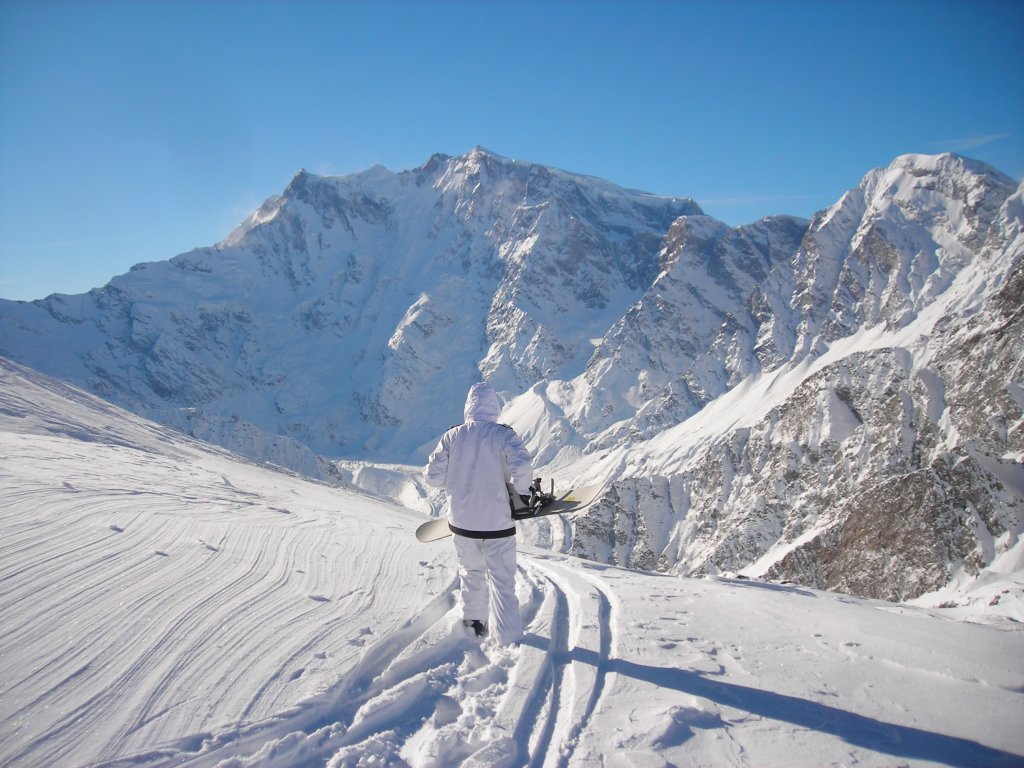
[424,434,450,488]
[504,429,534,495]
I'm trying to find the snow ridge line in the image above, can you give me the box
[511,577,569,768]
[551,569,614,768]
[519,556,617,768]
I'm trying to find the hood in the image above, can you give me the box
[464,382,503,423]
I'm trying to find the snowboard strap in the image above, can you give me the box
[448,523,516,539]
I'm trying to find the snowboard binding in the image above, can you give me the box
[510,478,555,520]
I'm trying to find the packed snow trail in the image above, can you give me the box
[2,357,1024,768]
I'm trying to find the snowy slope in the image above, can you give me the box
[3,359,1024,768]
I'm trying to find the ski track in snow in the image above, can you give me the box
[3,358,1024,768]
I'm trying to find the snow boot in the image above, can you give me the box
[463,619,488,638]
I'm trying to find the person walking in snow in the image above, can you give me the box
[424,382,534,645]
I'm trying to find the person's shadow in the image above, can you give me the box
[522,635,1023,767]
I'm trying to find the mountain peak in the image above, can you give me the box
[467,145,510,162]
[889,151,1017,187]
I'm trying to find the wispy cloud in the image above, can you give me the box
[929,133,1013,152]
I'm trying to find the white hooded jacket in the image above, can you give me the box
[424,383,534,533]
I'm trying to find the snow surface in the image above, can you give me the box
[3,358,1024,768]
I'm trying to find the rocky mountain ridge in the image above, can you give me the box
[1,148,1021,610]
[535,153,1023,607]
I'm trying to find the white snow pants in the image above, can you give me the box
[452,534,523,645]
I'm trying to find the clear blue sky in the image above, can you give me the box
[1,0,1021,301]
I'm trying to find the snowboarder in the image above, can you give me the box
[424,382,533,645]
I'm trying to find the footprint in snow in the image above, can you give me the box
[348,627,373,646]
[432,695,462,727]
[655,706,726,748]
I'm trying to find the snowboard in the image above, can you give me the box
[415,482,605,543]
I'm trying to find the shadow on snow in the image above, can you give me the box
[522,635,1023,768]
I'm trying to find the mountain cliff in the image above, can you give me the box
[521,152,1023,610]
[0,148,698,464]
[1,148,1021,612]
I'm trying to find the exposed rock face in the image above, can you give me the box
[516,155,1022,606]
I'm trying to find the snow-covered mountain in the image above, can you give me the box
[1,148,1021,610]
[0,148,698,465]
[2,357,1022,767]
[526,153,1024,608]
